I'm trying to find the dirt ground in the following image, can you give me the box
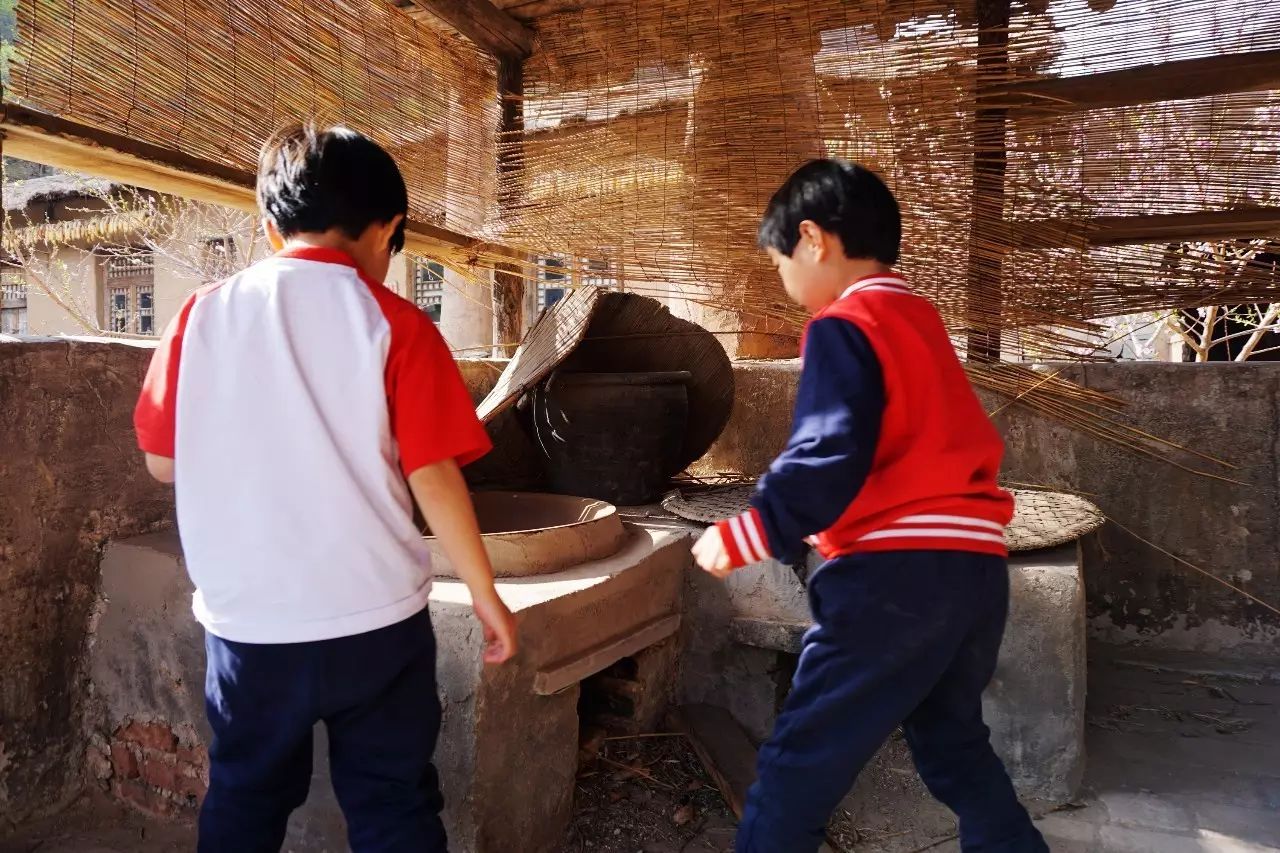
[0,795,192,853]
[1,733,948,853]
[565,733,738,853]
[8,649,1279,852]
[564,732,915,853]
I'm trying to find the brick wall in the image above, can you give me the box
[87,720,207,816]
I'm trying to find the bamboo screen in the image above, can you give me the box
[9,0,500,237]
[496,0,1280,356]
[8,0,1280,358]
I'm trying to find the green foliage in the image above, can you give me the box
[0,0,15,88]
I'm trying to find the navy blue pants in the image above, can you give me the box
[738,551,1048,853]
[199,608,446,853]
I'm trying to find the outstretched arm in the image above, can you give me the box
[694,317,884,576]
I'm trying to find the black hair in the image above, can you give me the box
[757,159,901,266]
[256,124,408,253]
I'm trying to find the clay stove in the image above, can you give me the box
[426,493,686,852]
[89,493,690,853]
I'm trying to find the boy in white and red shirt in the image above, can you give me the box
[693,160,1047,853]
[134,125,516,852]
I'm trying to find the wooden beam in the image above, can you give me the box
[407,0,534,58]
[493,0,624,20]
[1,104,259,212]
[965,0,1011,363]
[1012,208,1280,249]
[0,103,482,257]
[1002,49,1280,117]
[493,56,526,356]
[524,99,686,143]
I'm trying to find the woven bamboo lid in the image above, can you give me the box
[477,289,735,473]
[662,486,1103,554]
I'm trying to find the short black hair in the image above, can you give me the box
[758,159,901,266]
[257,124,408,253]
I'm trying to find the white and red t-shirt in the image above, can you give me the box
[134,246,490,643]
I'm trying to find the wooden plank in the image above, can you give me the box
[1002,49,1280,117]
[669,704,758,818]
[407,0,534,58]
[1011,207,1280,249]
[534,613,680,695]
[0,103,484,257]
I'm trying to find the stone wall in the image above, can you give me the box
[0,340,175,822]
[995,364,1280,657]
[6,338,1278,826]
[694,361,1280,658]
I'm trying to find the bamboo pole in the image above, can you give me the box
[965,0,1011,363]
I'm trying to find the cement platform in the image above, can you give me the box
[87,522,690,853]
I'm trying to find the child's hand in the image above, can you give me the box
[406,459,517,664]
[472,589,518,664]
[692,526,734,579]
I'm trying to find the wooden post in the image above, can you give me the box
[965,0,1011,363]
[493,55,526,357]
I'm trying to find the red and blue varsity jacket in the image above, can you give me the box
[717,272,1014,568]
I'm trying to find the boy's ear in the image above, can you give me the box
[381,214,406,253]
[797,220,828,262]
[263,219,285,252]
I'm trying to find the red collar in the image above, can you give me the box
[838,272,910,301]
[277,245,360,269]
[277,246,386,290]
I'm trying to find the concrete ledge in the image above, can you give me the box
[730,617,805,654]
[534,613,681,695]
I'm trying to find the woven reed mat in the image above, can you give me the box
[478,289,735,473]
[662,486,1104,553]
[477,287,600,423]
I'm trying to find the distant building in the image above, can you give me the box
[1,167,426,339]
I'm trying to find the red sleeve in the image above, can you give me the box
[382,297,492,477]
[134,290,200,457]
[715,509,772,570]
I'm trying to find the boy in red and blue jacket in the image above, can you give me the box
[693,160,1047,853]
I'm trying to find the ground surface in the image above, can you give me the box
[565,733,738,852]
[0,796,192,853]
[5,646,1279,852]
[1022,648,1280,853]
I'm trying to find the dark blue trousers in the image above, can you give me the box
[199,608,447,853]
[737,551,1048,853]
